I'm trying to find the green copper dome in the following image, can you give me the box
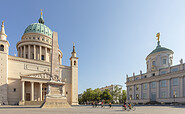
[148,41,173,56]
[24,12,52,38]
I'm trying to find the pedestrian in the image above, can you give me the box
[101,102,104,108]
[109,102,112,108]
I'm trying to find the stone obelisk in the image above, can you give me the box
[41,32,70,108]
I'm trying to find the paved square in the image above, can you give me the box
[0,105,185,114]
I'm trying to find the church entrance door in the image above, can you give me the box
[26,93,30,101]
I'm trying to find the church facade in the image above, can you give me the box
[0,11,78,106]
[126,33,185,104]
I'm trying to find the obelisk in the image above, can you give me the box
[41,32,70,108]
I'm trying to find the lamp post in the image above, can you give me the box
[173,91,176,103]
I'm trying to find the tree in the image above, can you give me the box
[93,88,102,101]
[82,88,94,102]
[101,89,113,102]
[121,90,127,102]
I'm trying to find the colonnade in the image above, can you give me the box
[17,45,62,64]
[21,81,43,101]
[18,45,50,61]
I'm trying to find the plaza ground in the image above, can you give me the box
[0,105,185,114]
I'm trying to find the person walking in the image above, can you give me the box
[101,101,104,108]
[109,102,112,108]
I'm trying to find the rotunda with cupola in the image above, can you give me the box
[146,33,174,73]
[16,10,62,63]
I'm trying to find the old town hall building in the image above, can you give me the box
[126,33,185,104]
[0,11,78,106]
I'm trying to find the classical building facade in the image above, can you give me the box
[0,11,78,106]
[126,33,185,104]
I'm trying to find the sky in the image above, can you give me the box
[1,0,185,93]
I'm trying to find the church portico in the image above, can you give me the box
[20,73,66,105]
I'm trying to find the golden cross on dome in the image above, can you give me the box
[41,9,43,16]
[156,32,160,42]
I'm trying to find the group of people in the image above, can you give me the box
[92,101,113,108]
[122,102,135,111]
[91,101,135,111]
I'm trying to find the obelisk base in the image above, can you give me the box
[41,97,71,108]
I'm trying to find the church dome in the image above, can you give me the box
[148,41,173,57]
[24,11,52,38]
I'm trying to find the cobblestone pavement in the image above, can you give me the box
[0,105,185,114]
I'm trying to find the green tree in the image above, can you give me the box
[82,88,94,102]
[93,88,102,101]
[101,89,113,102]
[121,90,127,102]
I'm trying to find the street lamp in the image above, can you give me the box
[173,91,176,103]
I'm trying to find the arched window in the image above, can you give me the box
[74,60,76,66]
[0,45,4,51]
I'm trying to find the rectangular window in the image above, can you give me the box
[129,87,132,91]
[41,55,44,60]
[13,88,16,92]
[171,68,178,72]
[161,80,166,87]
[151,82,156,89]
[160,71,166,75]
[161,91,167,98]
[152,61,156,66]
[163,59,166,64]
[129,95,132,100]
[172,78,178,86]
[143,93,147,99]
[136,94,139,100]
[143,83,147,90]
[136,85,139,90]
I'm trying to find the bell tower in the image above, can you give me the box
[70,43,78,105]
[0,21,9,105]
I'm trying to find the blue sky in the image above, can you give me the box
[1,0,185,93]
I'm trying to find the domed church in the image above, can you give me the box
[126,33,185,104]
[0,10,78,107]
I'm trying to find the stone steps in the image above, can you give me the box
[25,101,44,105]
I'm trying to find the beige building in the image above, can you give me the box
[99,84,122,103]
[126,33,185,104]
[0,11,78,106]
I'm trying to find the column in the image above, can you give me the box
[156,81,160,99]
[20,46,22,57]
[31,82,34,101]
[45,47,47,61]
[132,85,134,99]
[24,45,26,58]
[39,83,43,101]
[50,49,52,62]
[179,77,183,97]
[34,45,36,59]
[17,47,20,57]
[62,84,66,96]
[126,86,129,100]
[40,46,42,60]
[28,45,30,59]
[168,79,171,98]
[22,81,25,101]
[147,82,150,100]
[140,84,142,99]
